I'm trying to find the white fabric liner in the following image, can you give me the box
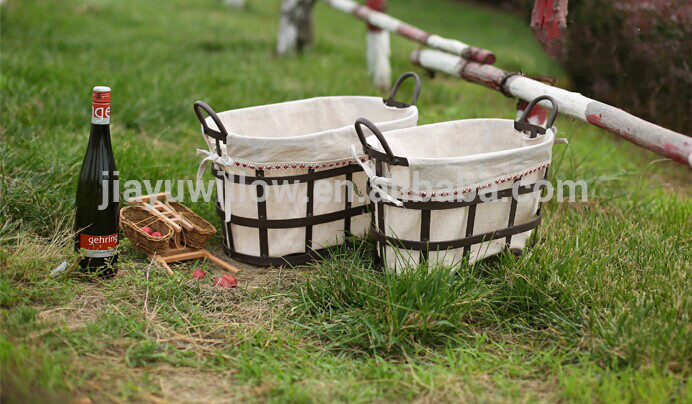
[202,96,418,260]
[205,96,418,165]
[362,119,555,272]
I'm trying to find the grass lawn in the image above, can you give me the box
[1,0,691,402]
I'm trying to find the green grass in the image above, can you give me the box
[1,0,691,402]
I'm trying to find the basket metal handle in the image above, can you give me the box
[355,118,396,160]
[514,95,559,138]
[385,72,422,107]
[194,101,229,139]
[194,100,228,155]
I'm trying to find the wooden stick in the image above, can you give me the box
[323,0,495,64]
[203,250,241,273]
[125,192,168,204]
[126,193,196,232]
[158,203,194,230]
[151,254,174,275]
[146,205,183,233]
[148,247,241,274]
[411,49,692,167]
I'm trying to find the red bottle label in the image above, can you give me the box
[92,87,111,125]
[80,234,118,258]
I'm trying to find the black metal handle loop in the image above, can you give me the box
[517,95,559,129]
[514,95,559,138]
[385,72,422,107]
[354,118,395,160]
[194,101,229,138]
[194,100,228,156]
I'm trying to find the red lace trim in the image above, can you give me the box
[404,163,551,198]
[229,158,367,171]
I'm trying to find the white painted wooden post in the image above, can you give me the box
[366,0,391,90]
[276,0,317,55]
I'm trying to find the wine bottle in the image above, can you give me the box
[74,86,119,277]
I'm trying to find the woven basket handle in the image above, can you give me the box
[385,72,422,107]
[194,101,228,155]
[514,95,559,138]
[355,118,397,161]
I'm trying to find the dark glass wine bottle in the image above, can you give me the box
[74,86,119,277]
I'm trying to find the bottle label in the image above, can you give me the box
[92,87,111,125]
[80,234,118,258]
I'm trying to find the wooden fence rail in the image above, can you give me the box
[275,0,692,167]
[323,0,495,64]
[412,49,692,167]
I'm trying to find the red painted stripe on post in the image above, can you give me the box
[586,103,692,165]
[366,0,386,32]
[462,47,497,64]
[395,24,430,43]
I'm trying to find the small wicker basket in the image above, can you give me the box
[167,202,216,248]
[120,206,174,254]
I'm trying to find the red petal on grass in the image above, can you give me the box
[214,274,238,289]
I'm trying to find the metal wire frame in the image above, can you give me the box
[354,94,557,267]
